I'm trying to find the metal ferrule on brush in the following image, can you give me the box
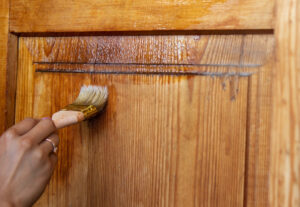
[62,104,98,119]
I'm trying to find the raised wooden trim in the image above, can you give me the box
[0,0,18,133]
[10,0,274,33]
[0,0,9,133]
[5,34,18,129]
[270,0,300,206]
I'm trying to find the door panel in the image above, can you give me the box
[15,34,274,206]
[34,73,248,206]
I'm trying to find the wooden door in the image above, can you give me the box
[1,0,298,206]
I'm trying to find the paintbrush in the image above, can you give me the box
[52,85,108,129]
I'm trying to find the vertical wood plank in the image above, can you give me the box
[0,0,18,133]
[270,0,300,206]
[15,38,35,121]
[5,34,18,129]
[0,0,9,133]
[243,35,274,207]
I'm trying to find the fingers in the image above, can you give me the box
[49,153,58,169]
[9,118,39,136]
[39,133,59,155]
[39,150,58,177]
[23,118,57,145]
[48,153,58,175]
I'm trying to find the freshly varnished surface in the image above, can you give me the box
[25,35,273,66]
[16,35,274,206]
[29,35,274,77]
[10,0,274,32]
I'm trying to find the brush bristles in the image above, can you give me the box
[73,85,108,110]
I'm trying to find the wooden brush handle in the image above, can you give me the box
[52,110,85,129]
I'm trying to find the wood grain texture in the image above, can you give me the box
[5,34,18,130]
[16,62,249,206]
[16,35,274,206]
[270,0,300,206]
[0,0,18,133]
[10,0,274,33]
[0,0,9,134]
[29,35,274,77]
[24,35,273,65]
[244,61,274,207]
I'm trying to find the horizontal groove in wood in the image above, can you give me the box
[18,30,274,37]
[34,63,257,76]
[10,0,274,32]
[23,35,274,70]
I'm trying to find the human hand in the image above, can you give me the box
[0,118,59,207]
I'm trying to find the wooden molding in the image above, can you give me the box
[0,0,9,133]
[0,0,18,133]
[10,0,274,33]
[270,0,300,206]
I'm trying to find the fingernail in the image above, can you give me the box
[42,117,51,120]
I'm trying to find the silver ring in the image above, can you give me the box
[45,138,58,153]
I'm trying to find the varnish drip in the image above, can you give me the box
[219,75,241,101]
[229,75,240,101]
